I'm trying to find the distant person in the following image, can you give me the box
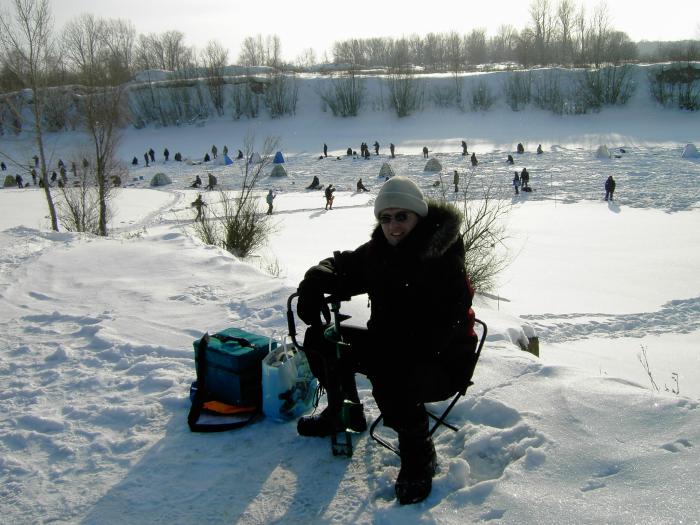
[513,172,521,195]
[363,147,370,159]
[191,175,202,188]
[59,165,66,178]
[223,145,229,157]
[357,178,368,192]
[174,152,182,162]
[148,148,155,163]
[31,168,37,185]
[323,143,328,157]
[390,143,395,158]
[205,173,217,190]
[144,152,149,167]
[0,161,6,171]
[33,155,39,167]
[82,158,89,168]
[517,143,524,154]
[520,167,530,190]
[324,184,335,210]
[211,145,218,159]
[537,144,543,154]
[422,146,429,158]
[506,154,514,164]
[237,150,243,159]
[15,174,24,188]
[307,175,321,190]
[373,141,380,155]
[163,148,170,161]
[51,171,58,185]
[346,147,353,156]
[191,194,206,221]
[470,152,478,167]
[266,189,276,215]
[461,140,468,156]
[453,170,459,192]
[57,159,65,169]
[204,152,211,162]
[604,175,616,201]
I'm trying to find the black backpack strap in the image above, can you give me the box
[188,333,260,432]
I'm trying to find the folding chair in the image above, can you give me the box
[369,318,487,455]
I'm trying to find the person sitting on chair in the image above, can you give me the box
[295,176,475,505]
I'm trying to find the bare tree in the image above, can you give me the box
[0,0,59,230]
[265,35,282,69]
[490,25,519,63]
[434,172,511,292]
[240,35,262,66]
[202,40,228,115]
[556,0,575,65]
[196,132,279,257]
[573,4,589,65]
[103,19,135,83]
[590,1,611,67]
[295,48,317,69]
[63,13,126,236]
[465,28,488,66]
[529,0,555,64]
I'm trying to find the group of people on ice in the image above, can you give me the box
[133,145,245,167]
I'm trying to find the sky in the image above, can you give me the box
[45,0,700,62]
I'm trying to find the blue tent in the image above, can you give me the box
[224,154,233,165]
[273,151,285,164]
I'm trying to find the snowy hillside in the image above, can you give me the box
[1,68,699,524]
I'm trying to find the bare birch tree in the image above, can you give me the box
[0,0,59,230]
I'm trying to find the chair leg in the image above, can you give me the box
[369,414,400,455]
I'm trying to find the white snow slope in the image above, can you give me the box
[1,75,699,524]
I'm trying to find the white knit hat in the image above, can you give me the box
[374,176,428,218]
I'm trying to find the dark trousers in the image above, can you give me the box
[302,324,457,431]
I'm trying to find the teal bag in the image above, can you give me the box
[192,328,276,406]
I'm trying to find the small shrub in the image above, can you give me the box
[533,70,566,115]
[386,72,423,117]
[503,71,532,111]
[649,63,700,111]
[431,84,459,108]
[265,73,299,118]
[318,73,364,117]
[469,80,496,111]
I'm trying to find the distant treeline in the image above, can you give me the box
[1,0,699,94]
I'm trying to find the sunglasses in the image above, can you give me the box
[378,211,412,224]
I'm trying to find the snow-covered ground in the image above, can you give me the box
[1,96,699,524]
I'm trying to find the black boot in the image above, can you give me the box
[395,433,437,504]
[392,407,437,505]
[297,402,367,437]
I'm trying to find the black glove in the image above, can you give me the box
[297,280,325,326]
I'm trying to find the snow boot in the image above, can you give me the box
[395,433,437,505]
[394,409,437,505]
[297,403,367,437]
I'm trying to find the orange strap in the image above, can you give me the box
[203,400,257,415]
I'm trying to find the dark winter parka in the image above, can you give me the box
[300,201,474,396]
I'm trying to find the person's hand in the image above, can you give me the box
[297,281,325,326]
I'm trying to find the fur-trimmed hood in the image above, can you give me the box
[370,199,463,260]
